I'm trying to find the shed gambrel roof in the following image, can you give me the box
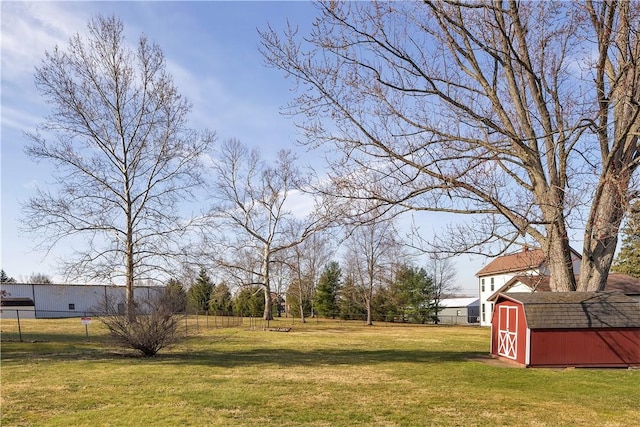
[496,292,640,329]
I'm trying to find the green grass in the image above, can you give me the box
[1,317,639,426]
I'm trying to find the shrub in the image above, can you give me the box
[97,290,181,357]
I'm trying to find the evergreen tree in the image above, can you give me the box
[187,268,215,312]
[234,286,265,317]
[371,286,400,322]
[394,265,434,324]
[612,209,640,278]
[314,261,342,318]
[1,269,16,283]
[163,278,187,313]
[210,282,233,313]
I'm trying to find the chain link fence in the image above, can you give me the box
[0,309,244,342]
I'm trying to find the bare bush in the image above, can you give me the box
[97,290,181,357]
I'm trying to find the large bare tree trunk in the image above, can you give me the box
[125,163,135,320]
[126,226,135,320]
[579,1,640,291]
[263,286,273,321]
[579,175,630,291]
[535,166,577,292]
[544,227,577,292]
[365,288,373,326]
[262,252,273,321]
[298,300,306,324]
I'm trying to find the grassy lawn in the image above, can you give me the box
[1,317,638,426]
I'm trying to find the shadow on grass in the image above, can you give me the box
[1,332,107,342]
[155,348,486,367]
[1,341,484,366]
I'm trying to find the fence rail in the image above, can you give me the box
[0,309,244,342]
[280,312,480,325]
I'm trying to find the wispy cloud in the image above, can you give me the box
[1,105,43,133]
[1,2,87,81]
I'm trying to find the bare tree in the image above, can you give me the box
[343,208,404,325]
[23,16,214,318]
[27,273,53,284]
[283,229,333,322]
[206,139,321,320]
[426,256,459,324]
[260,1,639,292]
[578,1,640,291]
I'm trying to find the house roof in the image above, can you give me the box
[495,292,640,329]
[476,249,547,277]
[476,247,582,277]
[605,273,640,294]
[488,273,640,300]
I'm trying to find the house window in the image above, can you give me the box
[68,303,75,310]
[481,278,485,292]
[491,277,495,291]
[482,303,485,322]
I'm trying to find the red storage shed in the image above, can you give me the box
[490,292,640,368]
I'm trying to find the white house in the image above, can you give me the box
[475,247,582,326]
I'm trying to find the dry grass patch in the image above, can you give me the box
[262,365,405,385]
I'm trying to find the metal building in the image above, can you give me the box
[437,298,479,324]
[0,283,162,318]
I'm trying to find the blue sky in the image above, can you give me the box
[1,1,484,293]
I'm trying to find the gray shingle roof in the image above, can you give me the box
[499,292,640,329]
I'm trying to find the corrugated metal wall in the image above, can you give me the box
[0,283,162,318]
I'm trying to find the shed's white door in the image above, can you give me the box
[497,305,518,360]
